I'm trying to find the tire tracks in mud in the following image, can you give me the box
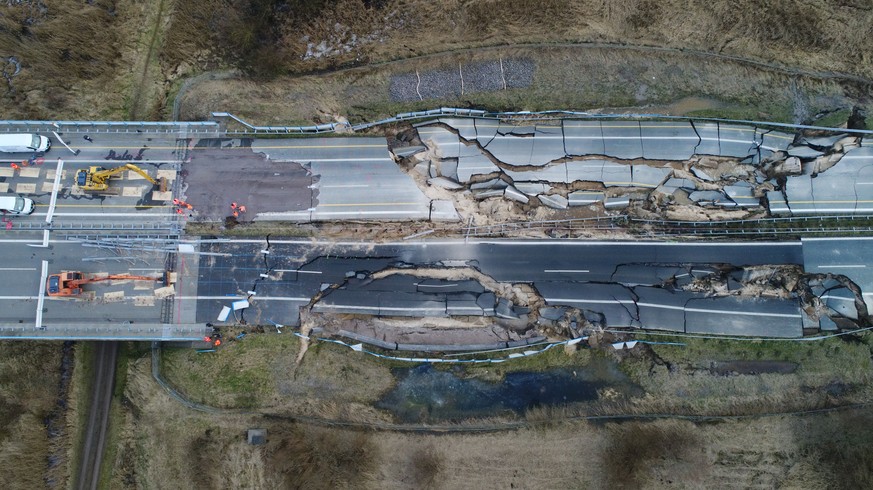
[128,0,166,120]
[76,341,118,490]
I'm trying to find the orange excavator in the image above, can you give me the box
[46,271,169,297]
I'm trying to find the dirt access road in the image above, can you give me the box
[75,341,118,490]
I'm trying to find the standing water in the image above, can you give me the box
[377,356,642,422]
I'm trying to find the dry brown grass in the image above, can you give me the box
[114,349,873,489]
[4,0,873,120]
[265,424,376,489]
[0,342,63,489]
[601,420,707,488]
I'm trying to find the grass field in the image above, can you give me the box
[0,342,64,490]
[114,349,873,488]
[2,1,872,123]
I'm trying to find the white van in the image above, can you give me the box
[0,195,35,215]
[0,133,51,153]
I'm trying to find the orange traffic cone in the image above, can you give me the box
[10,163,19,170]
[239,205,246,213]
[232,211,239,218]
[231,202,238,210]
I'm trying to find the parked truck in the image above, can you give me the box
[0,133,51,153]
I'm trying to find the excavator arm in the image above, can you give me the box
[120,164,158,185]
[46,271,168,297]
[75,163,160,192]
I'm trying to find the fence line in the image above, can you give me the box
[215,107,873,136]
[1,107,869,137]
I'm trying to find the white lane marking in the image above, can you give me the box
[683,307,798,318]
[0,268,37,271]
[545,298,637,305]
[544,269,589,273]
[314,304,446,313]
[274,158,392,163]
[819,296,854,302]
[46,213,169,217]
[28,229,51,249]
[0,239,67,244]
[312,211,428,215]
[417,283,459,288]
[36,260,47,328]
[51,131,78,154]
[177,296,311,301]
[321,184,370,188]
[803,237,873,242]
[202,238,803,247]
[636,302,686,311]
[817,264,866,269]
[273,269,322,274]
[46,158,63,224]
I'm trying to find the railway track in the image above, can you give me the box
[75,341,118,490]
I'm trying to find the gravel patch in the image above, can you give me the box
[389,57,535,102]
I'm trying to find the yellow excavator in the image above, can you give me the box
[75,164,166,192]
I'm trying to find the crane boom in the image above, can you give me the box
[46,271,167,297]
[75,163,161,192]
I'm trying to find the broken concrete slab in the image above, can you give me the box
[564,120,606,156]
[689,190,725,203]
[418,126,462,158]
[723,185,760,207]
[503,186,530,204]
[437,159,459,181]
[822,287,858,320]
[819,315,839,331]
[691,167,715,181]
[416,278,486,294]
[470,178,507,190]
[685,296,802,338]
[537,194,569,209]
[472,189,505,199]
[804,134,848,147]
[477,292,497,316]
[603,196,630,209]
[427,177,464,190]
[430,200,461,221]
[632,165,672,188]
[664,178,696,190]
[538,306,568,321]
[457,154,500,182]
[640,122,698,160]
[393,146,427,159]
[446,300,485,316]
[766,191,791,214]
[787,146,824,159]
[513,182,552,195]
[496,297,519,319]
[568,190,605,206]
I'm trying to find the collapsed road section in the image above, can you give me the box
[192,238,872,348]
[396,117,872,223]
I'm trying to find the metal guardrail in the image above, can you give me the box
[631,215,873,237]
[0,120,219,135]
[2,107,868,137]
[211,107,873,136]
[461,215,626,237]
